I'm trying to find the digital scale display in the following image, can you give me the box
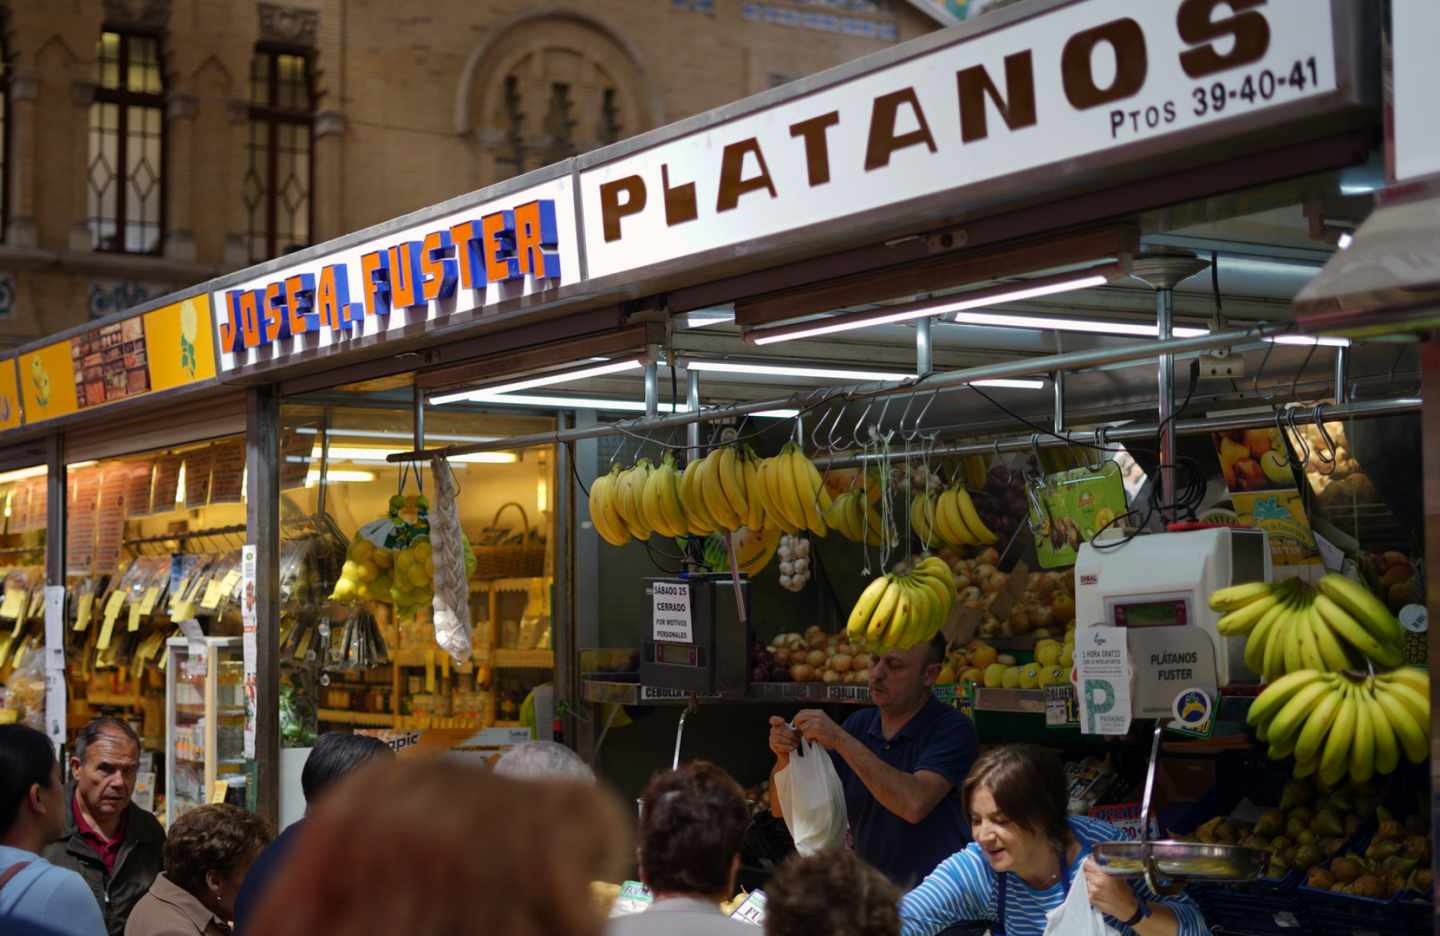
[654,642,699,666]
[1112,598,1188,628]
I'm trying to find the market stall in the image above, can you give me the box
[0,0,1431,931]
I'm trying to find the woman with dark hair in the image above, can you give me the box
[901,745,1210,936]
[125,804,271,936]
[249,758,628,936]
[607,761,754,936]
[765,848,900,936]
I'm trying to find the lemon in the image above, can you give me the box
[356,560,378,582]
[1018,664,1041,689]
[1002,666,1022,689]
[983,663,1007,688]
[1035,639,1061,667]
[1040,665,1068,687]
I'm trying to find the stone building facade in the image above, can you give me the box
[0,0,938,346]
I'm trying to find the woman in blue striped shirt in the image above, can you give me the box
[900,746,1210,936]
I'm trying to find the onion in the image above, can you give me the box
[779,574,793,589]
[807,633,828,650]
[852,667,870,682]
[806,649,826,668]
[822,669,840,684]
[772,649,791,666]
[795,539,811,557]
[790,663,816,682]
[831,653,853,673]
[851,653,872,670]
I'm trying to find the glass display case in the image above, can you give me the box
[164,636,245,826]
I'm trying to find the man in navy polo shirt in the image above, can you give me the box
[769,634,977,888]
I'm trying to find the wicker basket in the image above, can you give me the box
[472,502,546,579]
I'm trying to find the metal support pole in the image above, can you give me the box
[245,386,280,827]
[45,434,67,760]
[916,317,933,377]
[1157,286,1176,521]
[1419,338,1440,909]
[1053,370,1065,435]
[413,382,425,453]
[686,369,701,458]
[553,412,576,748]
[1334,345,1349,405]
[644,361,659,417]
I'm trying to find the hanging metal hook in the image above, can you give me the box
[1285,405,1311,471]
[1312,403,1338,467]
[1271,406,1294,469]
[1087,428,1106,473]
[1289,340,1319,402]
[902,388,941,443]
[850,402,874,449]
[1252,340,1277,401]
[1029,433,1046,483]
[990,438,1011,488]
[869,395,894,444]
[809,407,835,452]
[826,406,847,453]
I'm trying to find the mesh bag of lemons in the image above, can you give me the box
[329,493,477,619]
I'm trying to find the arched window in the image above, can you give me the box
[462,15,651,184]
[87,29,166,253]
[245,46,315,263]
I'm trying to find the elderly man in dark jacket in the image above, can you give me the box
[42,718,165,936]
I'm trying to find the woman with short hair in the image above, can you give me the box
[607,761,755,936]
[765,848,900,936]
[900,745,1211,936]
[125,805,271,936]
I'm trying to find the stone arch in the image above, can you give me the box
[454,7,657,177]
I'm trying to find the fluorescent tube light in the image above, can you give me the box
[305,469,376,485]
[1265,335,1351,347]
[687,361,914,382]
[309,446,517,464]
[466,394,692,413]
[0,465,48,483]
[296,427,501,444]
[687,309,737,328]
[452,452,519,464]
[752,409,801,418]
[950,311,1210,339]
[970,379,1047,390]
[748,267,1119,345]
[430,358,645,405]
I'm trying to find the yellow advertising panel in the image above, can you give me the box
[19,341,79,422]
[145,295,217,391]
[0,358,19,430]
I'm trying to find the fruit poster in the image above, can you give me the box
[1213,427,1320,566]
[71,317,149,408]
[1028,464,1126,570]
[0,358,19,430]
[144,296,217,391]
[19,341,79,423]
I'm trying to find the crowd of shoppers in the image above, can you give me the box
[3,717,1212,936]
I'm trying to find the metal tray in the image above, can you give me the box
[1090,841,1271,882]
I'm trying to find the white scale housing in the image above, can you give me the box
[1074,527,1272,687]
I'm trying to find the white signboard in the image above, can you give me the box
[1391,0,1440,182]
[1075,625,1132,736]
[1128,626,1217,719]
[580,0,1337,279]
[241,545,257,759]
[651,581,694,643]
[211,177,578,373]
[43,586,67,749]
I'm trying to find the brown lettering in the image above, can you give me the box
[1177,0,1270,79]
[599,175,646,243]
[715,138,778,212]
[1061,18,1147,110]
[789,111,840,186]
[956,51,1037,143]
[864,88,937,171]
[662,165,698,226]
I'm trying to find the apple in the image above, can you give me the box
[1260,449,1293,486]
[1243,428,1278,460]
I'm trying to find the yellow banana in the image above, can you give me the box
[681,460,717,535]
[1216,592,1282,636]
[848,575,893,640]
[1310,608,1355,672]
[742,455,766,531]
[1297,606,1327,672]
[1248,669,1329,725]
[1267,676,1337,745]
[787,448,825,536]
[934,489,972,546]
[880,583,915,651]
[1209,580,1277,612]
[768,453,804,531]
[1280,608,1306,675]
[1317,683,1357,786]
[1372,684,1428,763]
[657,458,689,538]
[865,579,904,645]
[764,457,801,534]
[1348,681,1377,784]
[1312,592,1404,667]
[1292,681,1346,765]
[954,487,999,545]
[701,451,741,529]
[1361,684,1401,775]
[640,464,672,537]
[1376,679,1429,727]
[963,455,988,491]
[718,447,750,524]
[1378,666,1430,697]
[911,493,935,545]
[910,570,953,617]
[1316,573,1406,647]
[1245,596,1292,676]
[589,471,631,546]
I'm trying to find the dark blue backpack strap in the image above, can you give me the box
[994,870,1007,936]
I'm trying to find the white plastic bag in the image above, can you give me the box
[773,740,848,855]
[1041,867,1121,936]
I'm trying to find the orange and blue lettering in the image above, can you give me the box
[513,200,561,282]
[421,230,458,302]
[220,293,244,353]
[234,289,265,348]
[481,210,519,283]
[360,248,392,317]
[263,281,292,344]
[449,219,485,290]
[285,273,318,334]
[388,241,425,310]
[316,263,351,331]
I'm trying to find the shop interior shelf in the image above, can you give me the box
[86,692,143,708]
[972,687,1049,714]
[494,648,554,669]
[316,708,398,727]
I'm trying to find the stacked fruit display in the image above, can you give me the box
[759,626,875,685]
[945,549,1077,639]
[1306,803,1432,898]
[1246,667,1430,783]
[826,485,894,545]
[845,556,956,651]
[971,627,1078,689]
[1209,573,1407,679]
[1363,550,1420,614]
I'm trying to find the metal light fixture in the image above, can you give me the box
[430,358,645,405]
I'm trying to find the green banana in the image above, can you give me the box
[1248,669,1328,725]
[1209,580,1277,612]
[1316,573,1405,646]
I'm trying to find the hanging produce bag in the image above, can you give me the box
[1040,863,1120,936]
[429,457,473,666]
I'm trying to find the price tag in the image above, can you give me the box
[0,588,24,621]
[199,578,225,611]
[127,602,144,632]
[27,589,44,620]
[1045,685,1080,727]
[138,586,161,615]
[171,599,196,622]
[209,779,230,804]
[74,593,94,631]
[729,890,767,926]
[97,614,116,651]
[102,591,126,629]
[639,685,689,702]
[219,568,242,598]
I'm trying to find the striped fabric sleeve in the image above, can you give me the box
[1070,816,1212,936]
[898,845,996,936]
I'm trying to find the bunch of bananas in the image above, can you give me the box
[1247,667,1430,784]
[1209,574,1406,681]
[845,556,957,651]
[910,486,999,547]
[753,443,831,537]
[825,490,893,545]
[589,458,651,545]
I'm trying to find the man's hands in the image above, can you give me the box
[768,716,800,765]
[792,709,845,750]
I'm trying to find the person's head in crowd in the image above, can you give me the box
[493,740,595,783]
[637,760,750,903]
[300,731,392,810]
[164,804,273,921]
[249,758,629,936]
[764,848,900,936]
[0,724,66,850]
[867,634,946,714]
[69,716,142,827]
[962,744,1069,875]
